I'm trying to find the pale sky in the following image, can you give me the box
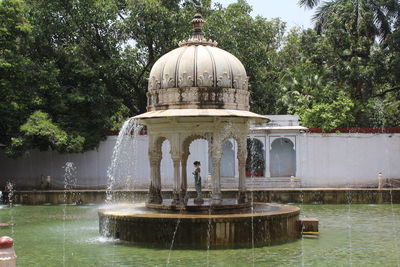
[213,0,314,30]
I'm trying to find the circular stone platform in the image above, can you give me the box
[98,200,301,249]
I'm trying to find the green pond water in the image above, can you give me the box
[0,203,399,267]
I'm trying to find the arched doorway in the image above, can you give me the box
[269,138,296,177]
[186,138,209,189]
[246,138,265,177]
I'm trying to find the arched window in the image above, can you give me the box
[208,139,236,178]
[160,139,173,185]
[221,140,235,177]
[186,138,209,188]
[246,138,265,177]
[269,138,296,177]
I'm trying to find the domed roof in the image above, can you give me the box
[148,43,248,91]
[145,10,251,112]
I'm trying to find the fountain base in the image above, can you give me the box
[146,198,252,213]
[99,200,300,248]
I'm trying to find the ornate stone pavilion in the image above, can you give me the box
[134,11,267,205]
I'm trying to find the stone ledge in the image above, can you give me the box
[9,188,400,205]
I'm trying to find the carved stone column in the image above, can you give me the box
[172,157,181,204]
[148,153,162,204]
[237,138,248,203]
[211,147,223,205]
[170,132,182,204]
[180,151,190,202]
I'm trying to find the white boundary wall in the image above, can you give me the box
[0,133,399,188]
[0,136,209,189]
[297,133,400,187]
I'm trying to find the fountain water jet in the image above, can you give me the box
[99,9,302,248]
[62,162,77,267]
[106,118,142,204]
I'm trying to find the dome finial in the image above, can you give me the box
[178,3,218,47]
[191,5,205,41]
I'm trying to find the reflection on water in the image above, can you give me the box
[0,204,399,266]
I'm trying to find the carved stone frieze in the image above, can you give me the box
[162,74,175,88]
[178,38,218,47]
[233,75,249,90]
[237,139,248,160]
[197,71,213,87]
[152,91,158,105]
[180,88,188,102]
[189,87,198,100]
[148,76,161,90]
[178,72,194,87]
[243,76,249,90]
[158,89,165,103]
[146,87,250,110]
[217,72,231,88]
[233,75,243,90]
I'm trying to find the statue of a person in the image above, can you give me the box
[193,161,204,204]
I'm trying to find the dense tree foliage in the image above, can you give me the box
[290,0,400,128]
[1,0,399,157]
[0,0,193,157]
[204,1,286,114]
[299,0,399,41]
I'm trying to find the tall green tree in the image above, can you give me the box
[278,29,357,129]
[0,0,87,155]
[1,0,130,156]
[205,0,286,114]
[299,0,399,41]
[1,0,288,157]
[3,0,398,156]
[292,0,400,128]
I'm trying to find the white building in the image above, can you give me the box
[0,115,399,189]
